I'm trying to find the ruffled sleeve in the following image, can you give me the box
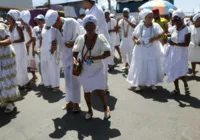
[72,35,84,52]
[153,23,163,36]
[132,23,143,38]
[98,34,111,53]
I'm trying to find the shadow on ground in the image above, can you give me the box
[49,111,121,140]
[0,108,20,128]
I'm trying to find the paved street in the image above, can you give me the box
[1,63,200,140]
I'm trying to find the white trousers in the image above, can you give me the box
[63,65,81,103]
[103,58,109,90]
[41,56,60,88]
[120,37,134,65]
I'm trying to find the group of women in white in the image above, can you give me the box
[1,0,200,120]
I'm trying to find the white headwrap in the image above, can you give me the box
[193,13,200,22]
[7,10,20,21]
[110,14,115,18]
[45,10,58,27]
[123,8,130,13]
[83,15,97,27]
[172,9,185,19]
[20,10,31,24]
[169,8,174,14]
[140,9,152,20]
[105,10,111,14]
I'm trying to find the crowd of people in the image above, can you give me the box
[0,0,200,120]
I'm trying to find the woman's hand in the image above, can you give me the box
[72,57,78,64]
[149,37,155,43]
[135,39,141,45]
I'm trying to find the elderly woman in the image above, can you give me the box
[164,9,191,95]
[188,12,200,76]
[127,9,164,91]
[73,15,111,120]
[0,23,20,113]
[7,10,30,91]
[20,10,38,83]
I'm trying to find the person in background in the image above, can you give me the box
[20,10,38,83]
[127,9,164,91]
[45,10,81,112]
[73,15,111,120]
[40,13,60,92]
[105,10,117,70]
[84,0,111,93]
[7,10,31,91]
[188,12,200,76]
[152,9,168,44]
[0,23,20,113]
[118,8,136,70]
[77,9,86,35]
[33,14,45,85]
[110,14,122,62]
[164,9,191,96]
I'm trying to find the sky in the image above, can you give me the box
[32,0,200,13]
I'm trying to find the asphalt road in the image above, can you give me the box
[1,63,200,140]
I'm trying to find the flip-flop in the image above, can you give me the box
[4,103,15,113]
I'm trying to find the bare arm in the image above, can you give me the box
[0,36,11,47]
[26,27,33,46]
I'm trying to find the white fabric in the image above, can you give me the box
[118,16,136,64]
[193,13,200,22]
[140,9,152,20]
[20,10,31,25]
[7,10,20,21]
[86,4,111,89]
[105,10,111,14]
[188,25,200,62]
[168,9,174,14]
[32,25,43,50]
[107,18,117,65]
[123,8,130,13]
[83,15,97,27]
[45,10,58,27]
[77,19,86,35]
[127,23,164,86]
[73,34,110,92]
[10,26,29,86]
[41,27,60,88]
[172,9,185,19]
[164,26,190,82]
[58,18,81,103]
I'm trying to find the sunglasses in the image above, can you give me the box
[172,17,181,22]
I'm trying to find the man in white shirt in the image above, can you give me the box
[118,8,136,70]
[45,10,81,112]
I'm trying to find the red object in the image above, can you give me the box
[152,9,159,14]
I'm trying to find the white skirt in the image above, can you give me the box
[188,45,200,62]
[80,61,106,93]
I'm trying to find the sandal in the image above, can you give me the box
[4,103,15,113]
[52,88,60,92]
[135,86,141,92]
[73,104,81,113]
[151,86,157,91]
[171,89,180,95]
[85,112,93,120]
[104,106,111,119]
[185,87,191,96]
[62,102,73,110]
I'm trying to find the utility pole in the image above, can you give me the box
[108,0,111,10]
[48,0,51,9]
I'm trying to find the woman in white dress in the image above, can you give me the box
[164,9,191,95]
[7,10,30,91]
[127,9,164,91]
[0,23,20,113]
[73,15,111,120]
[188,13,200,76]
[20,10,38,83]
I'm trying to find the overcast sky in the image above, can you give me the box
[32,0,199,13]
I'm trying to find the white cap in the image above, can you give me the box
[45,10,58,27]
[123,8,130,13]
[140,9,152,20]
[172,9,185,19]
[83,15,97,27]
[20,10,31,24]
[105,10,111,14]
[193,13,200,22]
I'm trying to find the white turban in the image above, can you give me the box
[7,10,20,21]
[110,14,115,18]
[193,13,200,22]
[169,8,174,14]
[123,8,130,13]
[20,10,31,25]
[172,9,185,19]
[140,9,152,20]
[105,10,111,14]
[45,10,58,27]
[83,15,97,27]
